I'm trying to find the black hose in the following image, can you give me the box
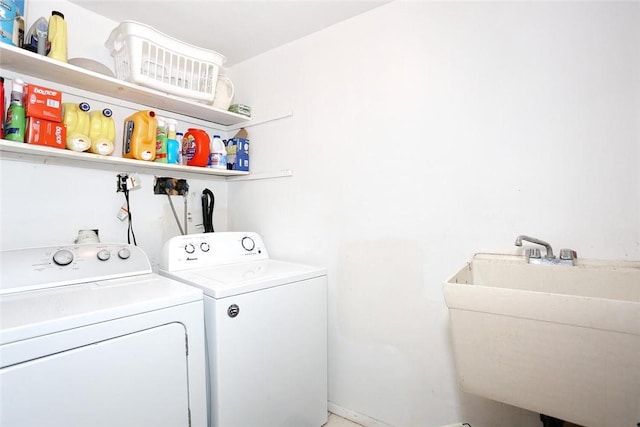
[201,189,214,233]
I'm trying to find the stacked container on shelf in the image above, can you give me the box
[3,77,67,149]
[63,101,115,154]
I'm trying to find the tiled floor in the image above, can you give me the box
[324,413,364,426]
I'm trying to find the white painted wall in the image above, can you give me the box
[227,2,640,427]
[2,1,639,426]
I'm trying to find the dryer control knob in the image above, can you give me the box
[118,248,131,260]
[97,249,111,261]
[185,243,196,254]
[200,242,210,252]
[241,237,255,251]
[52,249,74,266]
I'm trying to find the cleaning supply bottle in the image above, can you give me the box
[154,116,168,163]
[165,119,179,164]
[88,108,115,155]
[47,11,67,63]
[63,101,92,151]
[4,78,26,142]
[1,76,5,139]
[208,134,227,170]
[175,131,184,164]
[122,110,157,161]
[183,128,210,167]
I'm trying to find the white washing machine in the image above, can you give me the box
[159,232,328,427]
[0,243,208,427]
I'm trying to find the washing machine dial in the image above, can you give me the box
[185,243,196,254]
[241,237,255,252]
[97,249,111,261]
[52,249,74,266]
[200,242,210,252]
[117,248,131,260]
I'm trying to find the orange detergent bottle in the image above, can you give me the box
[183,128,210,167]
[123,110,157,161]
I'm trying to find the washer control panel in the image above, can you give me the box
[160,232,269,272]
[0,243,152,295]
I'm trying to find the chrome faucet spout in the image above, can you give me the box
[515,235,554,259]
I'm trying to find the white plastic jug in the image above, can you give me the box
[212,75,234,110]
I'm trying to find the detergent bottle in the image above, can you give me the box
[165,118,179,164]
[122,110,156,161]
[208,134,227,170]
[4,78,26,142]
[182,128,209,167]
[88,108,115,155]
[47,11,67,62]
[63,102,92,151]
[0,77,4,139]
[154,116,168,163]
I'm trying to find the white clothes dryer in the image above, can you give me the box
[159,232,328,427]
[0,243,207,427]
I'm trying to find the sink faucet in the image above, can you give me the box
[514,235,577,266]
[514,235,554,259]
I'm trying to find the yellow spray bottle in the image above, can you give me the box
[89,108,115,155]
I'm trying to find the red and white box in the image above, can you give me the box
[26,118,66,149]
[25,84,63,122]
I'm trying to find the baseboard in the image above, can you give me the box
[328,402,393,427]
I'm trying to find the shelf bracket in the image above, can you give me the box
[225,111,293,131]
[226,169,293,182]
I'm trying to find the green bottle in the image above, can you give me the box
[4,79,26,142]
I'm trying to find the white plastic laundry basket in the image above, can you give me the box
[105,21,225,103]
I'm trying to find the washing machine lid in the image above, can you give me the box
[160,259,326,299]
[0,273,203,344]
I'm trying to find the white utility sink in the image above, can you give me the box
[444,254,640,427]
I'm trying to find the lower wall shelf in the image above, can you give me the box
[0,139,249,180]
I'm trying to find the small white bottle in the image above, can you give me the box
[209,134,227,169]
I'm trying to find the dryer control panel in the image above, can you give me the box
[0,243,152,295]
[160,232,269,272]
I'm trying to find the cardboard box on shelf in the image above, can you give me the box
[26,118,66,149]
[231,153,249,172]
[25,84,63,122]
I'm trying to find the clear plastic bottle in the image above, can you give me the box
[175,131,184,164]
[209,134,227,170]
[4,78,26,142]
[47,11,67,63]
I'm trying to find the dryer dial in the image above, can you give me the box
[200,242,210,252]
[241,237,255,252]
[52,249,74,266]
[97,249,111,261]
[185,244,196,254]
[118,248,131,260]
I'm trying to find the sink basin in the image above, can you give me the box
[444,254,640,427]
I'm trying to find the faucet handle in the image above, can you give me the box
[560,249,577,261]
[526,248,541,259]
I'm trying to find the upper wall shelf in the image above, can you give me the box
[0,43,251,127]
